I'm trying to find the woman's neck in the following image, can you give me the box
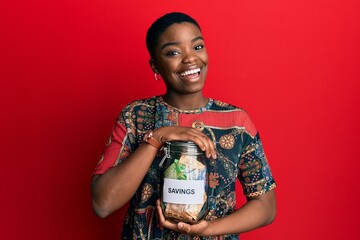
[162,92,208,110]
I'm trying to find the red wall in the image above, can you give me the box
[1,1,360,239]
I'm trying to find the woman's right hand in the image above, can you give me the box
[153,126,217,159]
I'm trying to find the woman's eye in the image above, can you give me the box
[166,50,180,56]
[194,45,204,51]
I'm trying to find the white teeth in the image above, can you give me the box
[180,68,201,76]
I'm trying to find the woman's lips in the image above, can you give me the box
[178,67,201,82]
[180,67,201,77]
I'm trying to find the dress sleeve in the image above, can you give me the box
[238,126,276,198]
[93,109,134,175]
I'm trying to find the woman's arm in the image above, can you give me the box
[91,126,217,218]
[156,189,276,236]
[92,142,158,218]
[204,189,276,235]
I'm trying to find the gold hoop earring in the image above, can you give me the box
[154,73,161,81]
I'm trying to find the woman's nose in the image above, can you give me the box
[182,49,197,64]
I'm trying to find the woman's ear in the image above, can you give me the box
[149,59,158,73]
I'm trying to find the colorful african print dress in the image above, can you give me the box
[94,96,276,240]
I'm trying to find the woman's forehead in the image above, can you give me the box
[157,22,203,44]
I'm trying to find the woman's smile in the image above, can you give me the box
[178,67,202,82]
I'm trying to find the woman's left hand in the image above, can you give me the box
[156,199,211,236]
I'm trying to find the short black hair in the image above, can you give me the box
[146,12,201,59]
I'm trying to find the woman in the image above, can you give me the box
[92,12,276,239]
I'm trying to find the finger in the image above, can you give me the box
[177,222,192,234]
[186,129,208,145]
[205,137,217,159]
[193,220,208,232]
[156,200,165,229]
[178,221,208,235]
[191,134,215,159]
[181,129,207,141]
[156,200,179,231]
[164,127,205,142]
[155,200,161,229]
[206,139,217,159]
[200,136,213,158]
[181,220,208,235]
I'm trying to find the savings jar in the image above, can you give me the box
[159,141,208,224]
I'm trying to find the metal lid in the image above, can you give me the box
[165,141,203,154]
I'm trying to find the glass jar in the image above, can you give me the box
[160,141,208,224]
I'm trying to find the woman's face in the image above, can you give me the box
[152,22,208,95]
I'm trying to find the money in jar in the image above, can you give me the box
[159,141,208,224]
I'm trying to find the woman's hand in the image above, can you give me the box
[156,200,212,236]
[156,190,276,237]
[154,126,217,159]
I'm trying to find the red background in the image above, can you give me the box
[1,0,360,239]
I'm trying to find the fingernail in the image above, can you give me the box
[178,223,183,229]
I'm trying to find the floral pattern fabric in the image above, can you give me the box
[94,96,276,240]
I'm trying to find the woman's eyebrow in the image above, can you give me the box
[161,36,204,50]
[192,36,204,42]
[161,41,180,49]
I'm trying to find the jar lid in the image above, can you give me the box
[165,141,203,154]
[166,141,197,147]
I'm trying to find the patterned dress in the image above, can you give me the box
[94,96,276,240]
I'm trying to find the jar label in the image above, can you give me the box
[163,178,205,204]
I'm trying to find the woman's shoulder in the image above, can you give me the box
[210,99,257,134]
[211,98,246,112]
[122,96,160,111]
[114,96,160,122]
